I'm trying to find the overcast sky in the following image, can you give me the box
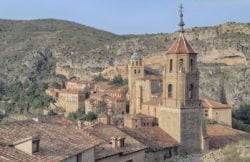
[0,0,249,34]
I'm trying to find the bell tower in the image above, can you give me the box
[159,4,205,154]
[128,52,144,114]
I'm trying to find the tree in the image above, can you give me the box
[93,73,107,82]
[220,83,227,104]
[50,81,61,89]
[85,112,97,121]
[111,75,125,86]
[233,104,250,124]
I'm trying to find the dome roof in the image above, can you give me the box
[130,52,142,61]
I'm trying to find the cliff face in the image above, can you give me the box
[0,19,249,108]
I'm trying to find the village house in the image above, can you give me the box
[45,88,60,99]
[66,80,94,93]
[201,99,232,126]
[84,123,147,162]
[0,116,100,162]
[121,127,179,162]
[57,89,85,113]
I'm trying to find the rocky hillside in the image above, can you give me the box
[0,19,249,108]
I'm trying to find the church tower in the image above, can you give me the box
[159,5,205,154]
[128,52,144,114]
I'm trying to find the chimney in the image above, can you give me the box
[110,137,117,148]
[110,136,126,148]
[117,137,126,148]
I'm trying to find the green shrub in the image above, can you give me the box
[93,73,107,81]
[84,112,97,121]
[110,75,127,86]
[68,112,78,122]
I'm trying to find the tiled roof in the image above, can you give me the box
[207,124,250,149]
[121,127,179,151]
[167,33,196,54]
[0,116,100,161]
[83,123,147,160]
[201,99,231,109]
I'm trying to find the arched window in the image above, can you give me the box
[169,59,173,72]
[190,59,193,72]
[138,69,140,74]
[188,84,194,99]
[136,61,138,66]
[179,59,184,72]
[168,84,173,98]
[134,69,137,74]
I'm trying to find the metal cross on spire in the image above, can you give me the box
[178,4,185,33]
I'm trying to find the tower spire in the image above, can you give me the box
[179,4,185,33]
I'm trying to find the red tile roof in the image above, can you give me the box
[121,127,179,151]
[0,116,100,161]
[167,33,196,55]
[83,123,147,160]
[201,99,231,109]
[207,124,250,149]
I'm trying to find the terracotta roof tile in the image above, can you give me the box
[83,123,147,160]
[0,116,100,161]
[121,127,179,151]
[167,33,196,54]
[201,99,231,109]
[207,124,250,149]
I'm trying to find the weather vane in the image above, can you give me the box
[179,4,185,33]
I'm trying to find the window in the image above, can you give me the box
[77,153,82,162]
[136,61,138,66]
[132,61,134,66]
[138,69,140,74]
[169,59,173,72]
[179,59,184,72]
[134,69,136,74]
[190,59,193,72]
[32,140,39,153]
[168,84,173,98]
[188,84,194,99]
[204,110,208,117]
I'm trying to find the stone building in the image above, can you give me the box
[124,114,157,129]
[127,6,208,154]
[122,127,179,162]
[159,30,206,154]
[128,52,145,114]
[57,89,85,113]
[201,99,232,126]
[86,84,127,115]
[66,80,93,92]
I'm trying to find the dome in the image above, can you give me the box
[130,52,142,61]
